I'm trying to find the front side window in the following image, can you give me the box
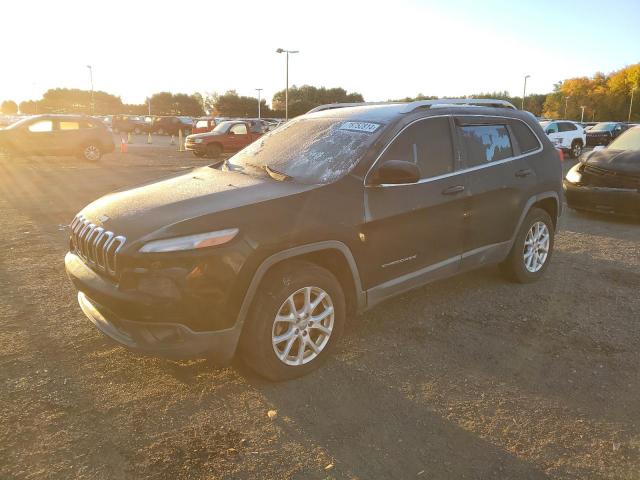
[559,122,577,132]
[28,120,53,132]
[458,124,513,166]
[542,122,558,134]
[230,123,248,135]
[379,117,454,179]
[59,121,80,131]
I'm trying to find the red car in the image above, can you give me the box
[185,120,262,159]
[192,117,219,135]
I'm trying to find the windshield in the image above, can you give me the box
[591,122,616,132]
[225,117,383,184]
[608,127,640,151]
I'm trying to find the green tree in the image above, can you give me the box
[37,88,123,114]
[211,90,270,117]
[271,85,364,118]
[1,100,18,114]
[18,100,39,114]
[147,92,204,116]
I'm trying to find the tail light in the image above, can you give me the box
[556,148,564,162]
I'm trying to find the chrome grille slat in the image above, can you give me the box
[69,215,126,277]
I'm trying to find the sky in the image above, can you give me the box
[1,0,639,107]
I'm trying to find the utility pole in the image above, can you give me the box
[629,86,637,122]
[256,88,263,119]
[276,48,299,121]
[564,96,571,119]
[580,106,585,123]
[86,65,94,114]
[522,75,530,110]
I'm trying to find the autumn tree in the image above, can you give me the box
[1,100,18,114]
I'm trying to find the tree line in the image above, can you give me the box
[2,63,638,121]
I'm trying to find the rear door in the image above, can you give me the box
[362,116,466,290]
[454,116,540,268]
[56,119,83,154]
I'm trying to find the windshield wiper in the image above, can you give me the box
[265,165,293,181]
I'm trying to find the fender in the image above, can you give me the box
[508,191,561,250]
[235,240,366,331]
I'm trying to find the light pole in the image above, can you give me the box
[86,65,94,114]
[522,75,530,110]
[564,95,571,119]
[629,86,637,122]
[580,106,586,123]
[276,48,299,121]
[255,88,263,119]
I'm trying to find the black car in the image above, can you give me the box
[64,99,562,380]
[585,122,631,146]
[0,114,114,161]
[151,116,193,136]
[564,126,640,217]
[112,115,149,134]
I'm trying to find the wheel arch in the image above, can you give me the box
[509,192,560,248]
[236,241,366,332]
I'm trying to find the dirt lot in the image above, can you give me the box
[1,142,639,479]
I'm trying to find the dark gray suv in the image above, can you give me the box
[65,99,562,380]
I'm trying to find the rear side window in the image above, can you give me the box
[380,117,454,179]
[559,122,577,132]
[59,121,80,130]
[196,120,208,128]
[230,123,248,135]
[510,120,540,154]
[458,124,513,166]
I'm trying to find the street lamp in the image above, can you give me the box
[564,95,571,119]
[86,65,94,114]
[255,88,263,119]
[276,48,299,121]
[522,75,530,110]
[580,106,586,123]
[629,86,637,122]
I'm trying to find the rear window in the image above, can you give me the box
[458,124,513,166]
[510,120,540,153]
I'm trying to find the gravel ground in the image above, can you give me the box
[1,146,639,479]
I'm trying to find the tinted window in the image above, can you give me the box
[59,121,80,131]
[559,122,577,132]
[543,122,559,134]
[379,117,454,179]
[458,124,513,166]
[28,120,53,132]
[230,123,248,135]
[510,120,540,153]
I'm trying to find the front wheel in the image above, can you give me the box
[206,143,222,159]
[500,207,554,283]
[240,261,346,381]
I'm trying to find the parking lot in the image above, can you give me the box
[1,140,639,479]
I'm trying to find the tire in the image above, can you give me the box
[500,207,554,283]
[206,143,222,159]
[240,260,346,381]
[79,143,102,162]
[570,140,583,158]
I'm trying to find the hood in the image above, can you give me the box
[584,149,640,174]
[188,131,222,140]
[78,166,319,241]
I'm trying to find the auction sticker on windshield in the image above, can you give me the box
[339,122,381,133]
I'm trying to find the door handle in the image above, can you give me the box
[515,168,533,178]
[441,185,465,195]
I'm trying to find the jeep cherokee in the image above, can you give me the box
[65,99,562,381]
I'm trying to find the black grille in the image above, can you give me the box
[582,165,640,190]
[70,215,126,277]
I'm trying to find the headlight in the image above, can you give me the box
[139,228,239,253]
[565,165,582,184]
[194,138,204,144]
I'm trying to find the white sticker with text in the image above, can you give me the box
[339,121,381,133]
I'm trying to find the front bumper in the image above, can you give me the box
[563,180,640,217]
[586,135,611,147]
[185,142,206,153]
[65,252,243,362]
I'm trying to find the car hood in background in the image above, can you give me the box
[584,149,640,174]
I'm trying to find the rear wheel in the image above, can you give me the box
[570,140,583,158]
[206,143,222,159]
[240,261,345,381]
[80,143,102,162]
[500,207,554,283]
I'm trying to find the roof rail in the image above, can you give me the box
[306,102,402,114]
[400,98,517,113]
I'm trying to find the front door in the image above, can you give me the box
[21,118,57,155]
[362,116,466,294]
[227,123,250,151]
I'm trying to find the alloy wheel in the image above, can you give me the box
[271,286,334,366]
[523,221,550,273]
[84,145,100,161]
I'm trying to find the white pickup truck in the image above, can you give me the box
[540,120,586,158]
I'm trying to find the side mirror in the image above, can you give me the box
[368,160,420,186]
[545,129,552,135]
